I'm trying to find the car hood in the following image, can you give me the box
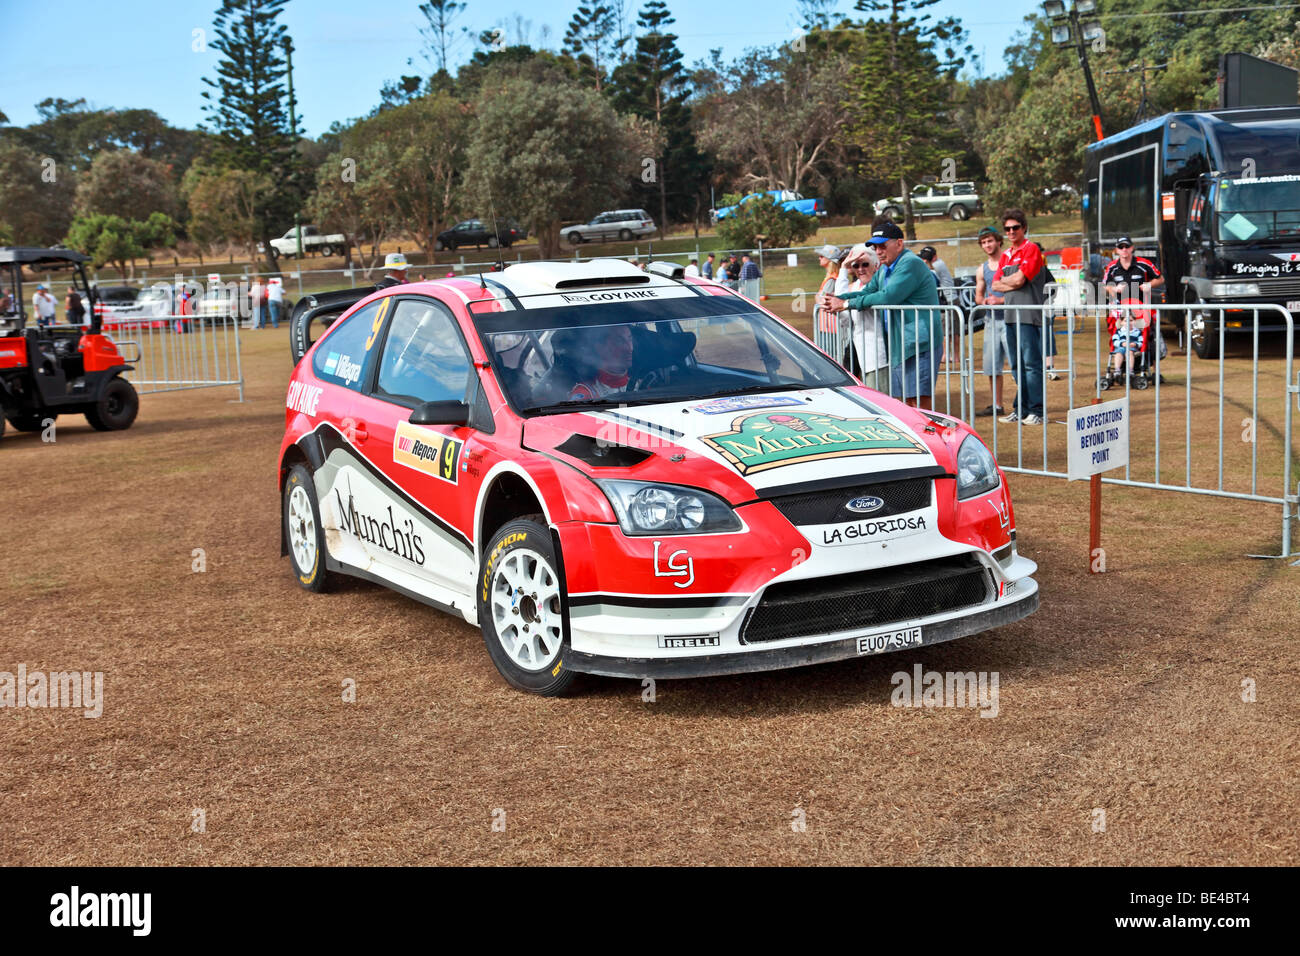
[523,386,954,499]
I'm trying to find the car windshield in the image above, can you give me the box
[470,292,853,415]
[1214,175,1300,242]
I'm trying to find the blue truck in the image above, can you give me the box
[711,189,827,222]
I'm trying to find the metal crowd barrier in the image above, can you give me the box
[103,313,245,401]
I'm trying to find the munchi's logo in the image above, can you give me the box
[701,412,928,475]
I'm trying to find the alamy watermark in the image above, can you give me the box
[0,665,104,718]
[891,664,999,718]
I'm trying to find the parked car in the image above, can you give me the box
[875,182,982,221]
[263,225,350,259]
[88,285,139,328]
[434,218,525,251]
[96,283,180,330]
[711,190,826,222]
[563,209,657,244]
[278,257,1039,696]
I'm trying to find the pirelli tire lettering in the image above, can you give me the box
[481,531,527,602]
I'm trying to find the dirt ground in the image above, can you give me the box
[1,323,1296,866]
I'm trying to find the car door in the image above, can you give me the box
[361,296,481,602]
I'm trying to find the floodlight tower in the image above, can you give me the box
[1044,0,1106,141]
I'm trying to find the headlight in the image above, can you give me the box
[597,480,742,536]
[1210,281,1259,297]
[956,435,1000,500]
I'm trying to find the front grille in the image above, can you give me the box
[741,555,992,644]
[766,477,932,526]
[1257,277,1300,297]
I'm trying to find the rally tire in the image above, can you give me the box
[85,376,138,431]
[477,516,578,696]
[284,464,333,593]
[6,413,49,432]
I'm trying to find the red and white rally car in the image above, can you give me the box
[279,259,1038,695]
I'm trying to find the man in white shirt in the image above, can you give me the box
[684,258,700,278]
[33,284,58,328]
[266,278,284,329]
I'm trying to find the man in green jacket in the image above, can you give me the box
[818,219,945,409]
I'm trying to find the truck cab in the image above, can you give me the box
[1084,106,1300,358]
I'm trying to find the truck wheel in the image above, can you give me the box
[477,516,578,696]
[566,232,584,245]
[86,376,139,431]
[284,464,333,592]
[1187,299,1220,360]
[950,204,970,221]
[618,229,633,241]
[5,413,50,432]
[319,244,333,258]
[882,206,903,221]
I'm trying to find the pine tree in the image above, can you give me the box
[849,0,969,239]
[419,0,467,76]
[200,0,302,269]
[609,2,709,234]
[564,3,618,90]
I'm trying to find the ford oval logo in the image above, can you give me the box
[846,495,885,514]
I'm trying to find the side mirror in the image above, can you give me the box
[410,400,469,426]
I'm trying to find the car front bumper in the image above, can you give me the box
[564,579,1038,679]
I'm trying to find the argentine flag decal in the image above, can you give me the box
[323,352,339,375]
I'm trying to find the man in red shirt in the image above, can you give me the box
[991,208,1046,424]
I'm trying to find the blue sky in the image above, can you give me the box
[2,0,1043,137]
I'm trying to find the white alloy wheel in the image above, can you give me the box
[288,484,317,573]
[489,548,563,671]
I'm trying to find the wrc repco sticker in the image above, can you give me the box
[393,419,463,483]
[481,531,527,602]
[701,411,927,476]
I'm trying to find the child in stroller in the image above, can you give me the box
[1100,298,1155,390]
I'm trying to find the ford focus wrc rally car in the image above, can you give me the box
[279,259,1038,695]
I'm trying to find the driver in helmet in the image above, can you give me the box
[569,325,634,401]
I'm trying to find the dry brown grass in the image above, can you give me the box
[0,323,1296,866]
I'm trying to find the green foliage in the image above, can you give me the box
[0,144,76,246]
[74,150,179,222]
[181,161,272,260]
[66,214,146,277]
[714,193,819,249]
[983,66,1139,214]
[462,73,646,257]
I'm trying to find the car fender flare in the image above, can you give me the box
[473,461,559,568]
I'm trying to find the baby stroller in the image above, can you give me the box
[1100,298,1156,391]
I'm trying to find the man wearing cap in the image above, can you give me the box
[1103,237,1163,303]
[375,252,410,289]
[818,219,943,409]
[33,284,58,328]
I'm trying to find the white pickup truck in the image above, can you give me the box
[264,225,349,259]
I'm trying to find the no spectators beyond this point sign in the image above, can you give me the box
[1068,397,1130,480]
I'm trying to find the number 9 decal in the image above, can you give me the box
[364,297,391,352]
